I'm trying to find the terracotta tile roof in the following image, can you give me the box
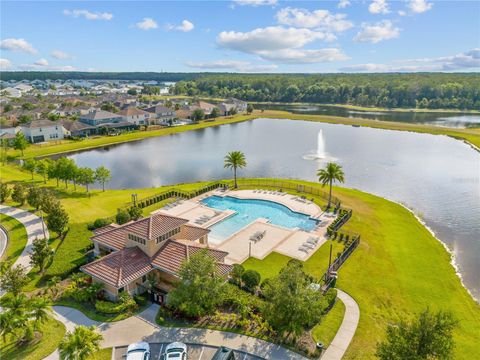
[92,224,120,235]
[81,247,152,288]
[151,240,229,276]
[123,213,189,240]
[172,224,210,242]
[91,225,128,251]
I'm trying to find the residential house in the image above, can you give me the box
[117,108,151,125]
[79,109,123,126]
[2,87,22,98]
[60,119,97,138]
[197,101,217,116]
[81,213,232,302]
[21,120,64,143]
[218,98,248,116]
[144,104,177,125]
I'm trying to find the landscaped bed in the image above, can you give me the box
[0,213,28,264]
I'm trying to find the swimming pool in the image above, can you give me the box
[201,195,317,241]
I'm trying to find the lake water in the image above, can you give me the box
[261,104,480,128]
[67,118,480,300]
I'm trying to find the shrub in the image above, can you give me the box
[134,294,147,306]
[230,264,244,286]
[241,270,261,290]
[116,208,131,225]
[89,218,112,230]
[321,288,337,314]
[95,300,124,314]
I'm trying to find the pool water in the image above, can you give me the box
[201,195,317,241]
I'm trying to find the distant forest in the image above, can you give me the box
[2,72,479,110]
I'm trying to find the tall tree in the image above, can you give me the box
[224,151,247,189]
[192,108,205,122]
[210,107,220,120]
[94,166,111,192]
[22,158,36,179]
[48,159,61,187]
[27,186,44,210]
[0,263,29,295]
[78,167,95,193]
[29,237,54,275]
[263,260,324,338]
[29,296,52,329]
[376,309,457,360]
[317,162,345,208]
[168,250,225,318]
[59,326,103,360]
[35,159,51,184]
[11,183,27,205]
[46,204,69,236]
[57,158,77,189]
[13,132,29,157]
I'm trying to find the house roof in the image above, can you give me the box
[151,240,230,276]
[21,119,60,128]
[81,246,152,288]
[60,119,96,131]
[117,108,150,117]
[145,104,174,114]
[123,213,189,240]
[197,101,216,110]
[80,110,121,120]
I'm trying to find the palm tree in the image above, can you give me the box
[59,325,103,360]
[224,151,247,188]
[30,297,52,329]
[317,162,345,209]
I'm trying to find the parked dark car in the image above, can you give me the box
[211,346,236,360]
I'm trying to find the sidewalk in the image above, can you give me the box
[321,289,360,360]
[0,205,50,271]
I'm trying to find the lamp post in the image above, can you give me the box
[40,209,47,240]
[131,193,137,207]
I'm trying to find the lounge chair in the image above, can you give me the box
[299,246,310,253]
[307,237,319,245]
[303,242,315,249]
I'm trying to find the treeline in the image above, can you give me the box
[172,73,480,110]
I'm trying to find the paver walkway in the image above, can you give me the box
[321,289,360,360]
[0,205,49,272]
[48,305,307,360]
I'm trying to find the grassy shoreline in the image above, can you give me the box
[1,168,478,358]
[4,110,479,161]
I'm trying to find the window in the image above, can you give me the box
[118,287,124,293]
[142,275,147,283]
[128,233,146,245]
[156,227,180,243]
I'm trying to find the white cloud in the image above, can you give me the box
[0,58,12,69]
[338,0,351,9]
[0,38,37,54]
[233,0,277,6]
[398,10,407,16]
[408,0,433,14]
[369,0,390,14]
[217,26,348,64]
[353,20,400,43]
[166,20,194,32]
[51,50,71,59]
[257,48,349,64]
[275,7,353,33]
[186,59,278,72]
[135,18,158,30]
[340,49,480,72]
[19,63,77,71]
[218,26,332,53]
[34,58,49,66]
[63,9,113,21]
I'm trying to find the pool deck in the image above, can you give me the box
[154,189,335,263]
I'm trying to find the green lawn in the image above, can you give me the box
[0,316,66,360]
[87,348,112,360]
[312,300,346,348]
[0,213,27,264]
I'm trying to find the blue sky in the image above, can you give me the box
[1,0,479,73]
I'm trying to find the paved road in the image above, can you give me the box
[0,205,49,271]
[0,226,7,259]
[321,289,360,360]
[48,305,307,360]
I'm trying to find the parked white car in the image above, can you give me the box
[126,342,150,360]
[164,342,187,359]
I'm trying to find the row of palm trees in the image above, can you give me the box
[224,151,345,207]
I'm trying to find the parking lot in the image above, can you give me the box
[114,343,264,360]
